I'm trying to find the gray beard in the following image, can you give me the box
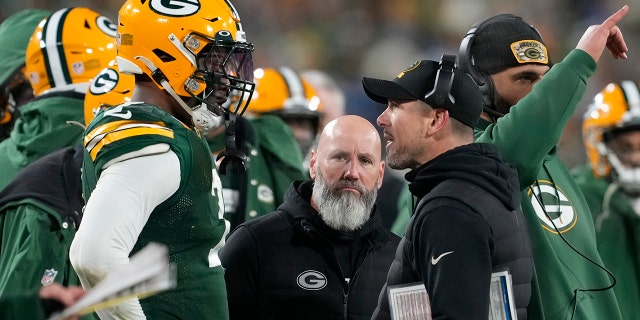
[312,172,378,231]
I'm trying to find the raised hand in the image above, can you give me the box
[576,5,629,62]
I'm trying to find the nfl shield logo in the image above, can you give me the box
[41,269,58,286]
[72,62,85,75]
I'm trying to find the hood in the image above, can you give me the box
[406,143,520,210]
[7,92,85,167]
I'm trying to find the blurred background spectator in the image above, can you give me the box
[4,0,638,169]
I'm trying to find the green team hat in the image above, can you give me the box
[0,9,50,85]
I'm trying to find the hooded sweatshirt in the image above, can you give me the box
[372,143,533,320]
[0,92,85,190]
[220,180,400,320]
[0,146,87,316]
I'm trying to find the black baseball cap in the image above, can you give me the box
[362,59,483,128]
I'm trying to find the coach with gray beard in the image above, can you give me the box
[219,115,400,320]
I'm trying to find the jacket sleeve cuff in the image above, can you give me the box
[563,49,597,80]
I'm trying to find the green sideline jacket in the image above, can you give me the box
[0,93,85,191]
[0,146,97,320]
[475,49,622,320]
[572,165,640,320]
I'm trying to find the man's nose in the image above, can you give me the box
[376,108,389,128]
[343,158,361,180]
[626,148,640,167]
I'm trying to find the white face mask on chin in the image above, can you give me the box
[191,102,224,133]
[608,152,640,195]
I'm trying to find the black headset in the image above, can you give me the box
[424,54,456,110]
[458,14,543,119]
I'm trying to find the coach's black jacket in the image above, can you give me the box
[220,180,400,320]
[371,143,533,320]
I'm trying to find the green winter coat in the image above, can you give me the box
[0,202,79,292]
[572,165,640,320]
[0,289,51,320]
[475,49,622,319]
[0,93,85,191]
[0,146,97,319]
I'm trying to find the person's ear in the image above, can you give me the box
[427,108,449,135]
[377,161,385,189]
[309,150,318,179]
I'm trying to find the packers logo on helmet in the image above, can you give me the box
[96,16,117,37]
[149,0,201,17]
[89,68,120,96]
[116,0,255,122]
[24,7,117,96]
[84,63,135,126]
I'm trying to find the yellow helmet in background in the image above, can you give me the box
[24,7,117,96]
[583,81,640,192]
[116,0,255,116]
[248,67,323,131]
[84,62,135,126]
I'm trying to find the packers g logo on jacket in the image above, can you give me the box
[528,181,577,234]
[297,270,327,290]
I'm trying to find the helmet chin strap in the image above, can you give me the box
[192,102,224,132]
[136,55,246,174]
[136,56,222,131]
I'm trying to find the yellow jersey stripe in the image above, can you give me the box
[87,126,174,160]
[85,120,166,145]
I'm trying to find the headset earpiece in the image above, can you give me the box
[424,54,456,110]
[459,13,544,119]
[458,22,497,112]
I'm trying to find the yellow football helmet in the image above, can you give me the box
[584,81,640,192]
[24,7,117,96]
[116,0,255,121]
[84,62,135,126]
[249,67,323,127]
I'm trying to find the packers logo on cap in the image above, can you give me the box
[510,40,548,64]
[397,61,421,79]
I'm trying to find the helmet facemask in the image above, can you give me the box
[603,126,640,195]
[1,70,31,121]
[607,152,640,195]
[182,32,254,132]
[116,0,255,172]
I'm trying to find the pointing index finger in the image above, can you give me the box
[602,5,629,28]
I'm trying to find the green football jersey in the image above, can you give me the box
[82,103,229,319]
